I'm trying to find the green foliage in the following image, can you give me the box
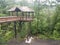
[52,30,60,40]
[0,30,14,44]
[3,31,14,41]
[0,0,60,42]
[31,4,60,40]
[0,13,6,17]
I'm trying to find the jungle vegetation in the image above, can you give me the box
[0,0,60,44]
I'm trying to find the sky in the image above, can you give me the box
[16,0,56,2]
[15,0,57,4]
[16,0,35,3]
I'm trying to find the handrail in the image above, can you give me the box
[0,16,33,23]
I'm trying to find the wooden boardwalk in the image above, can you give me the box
[0,16,33,23]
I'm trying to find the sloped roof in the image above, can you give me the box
[7,7,21,12]
[7,6,34,12]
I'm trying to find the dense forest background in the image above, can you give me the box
[0,0,60,44]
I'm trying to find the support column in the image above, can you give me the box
[32,12,34,19]
[14,21,17,38]
[22,12,24,20]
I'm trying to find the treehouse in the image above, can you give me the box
[0,6,34,23]
[7,6,34,22]
[0,6,34,38]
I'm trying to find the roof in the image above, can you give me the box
[7,7,21,12]
[7,6,34,12]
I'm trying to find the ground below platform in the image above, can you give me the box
[5,38,60,45]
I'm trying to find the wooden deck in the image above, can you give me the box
[0,16,33,23]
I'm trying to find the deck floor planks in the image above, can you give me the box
[0,16,33,23]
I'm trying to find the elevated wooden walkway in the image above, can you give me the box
[0,16,33,23]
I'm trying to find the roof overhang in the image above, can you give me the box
[7,6,34,13]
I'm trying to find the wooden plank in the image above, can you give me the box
[0,16,33,23]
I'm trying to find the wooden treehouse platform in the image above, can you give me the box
[0,16,33,23]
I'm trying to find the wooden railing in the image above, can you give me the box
[0,16,33,23]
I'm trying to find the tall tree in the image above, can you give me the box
[19,0,29,6]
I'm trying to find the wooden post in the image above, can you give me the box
[24,12,27,20]
[28,12,30,18]
[32,12,34,19]
[14,21,17,38]
[26,13,28,20]
[12,12,13,16]
[16,11,18,16]
[22,12,24,20]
